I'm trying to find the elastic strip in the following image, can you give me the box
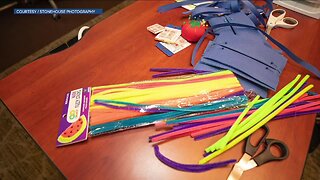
[241,0,266,27]
[191,29,210,66]
[230,0,240,12]
[190,6,231,18]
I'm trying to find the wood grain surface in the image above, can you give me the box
[0,1,319,179]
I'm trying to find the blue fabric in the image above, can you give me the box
[210,23,320,78]
[194,40,268,97]
[158,0,320,97]
[202,44,280,90]
[247,13,261,26]
[212,32,287,73]
[241,0,266,27]
[192,12,287,95]
[230,0,240,12]
[208,11,257,32]
[192,22,320,97]
[254,0,273,17]
[188,7,231,18]
[215,41,286,73]
[191,12,320,97]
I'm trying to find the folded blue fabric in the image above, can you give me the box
[158,0,320,97]
[202,44,281,90]
[193,11,320,97]
[214,36,286,72]
[195,40,268,97]
[195,12,287,96]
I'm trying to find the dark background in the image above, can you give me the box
[0,0,124,72]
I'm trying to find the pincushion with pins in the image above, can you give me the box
[181,20,206,43]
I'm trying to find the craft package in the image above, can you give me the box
[89,70,248,136]
[56,71,249,146]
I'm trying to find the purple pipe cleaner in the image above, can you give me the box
[150,68,209,78]
[153,145,236,172]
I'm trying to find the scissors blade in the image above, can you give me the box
[227,153,252,180]
[265,25,273,40]
[227,163,245,180]
[227,158,258,180]
[266,25,272,35]
[241,159,258,171]
[238,153,252,164]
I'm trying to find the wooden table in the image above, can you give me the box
[1,1,319,179]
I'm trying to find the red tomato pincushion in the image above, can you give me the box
[182,20,206,43]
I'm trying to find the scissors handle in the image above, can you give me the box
[245,125,269,156]
[276,17,298,29]
[267,9,298,29]
[253,139,289,166]
[267,9,286,28]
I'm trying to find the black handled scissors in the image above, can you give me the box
[227,125,289,180]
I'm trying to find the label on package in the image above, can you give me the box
[56,87,91,147]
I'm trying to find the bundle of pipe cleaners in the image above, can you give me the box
[89,70,248,136]
[150,74,319,171]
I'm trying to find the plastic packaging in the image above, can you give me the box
[89,70,248,136]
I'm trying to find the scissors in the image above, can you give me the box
[227,125,289,180]
[266,9,298,36]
